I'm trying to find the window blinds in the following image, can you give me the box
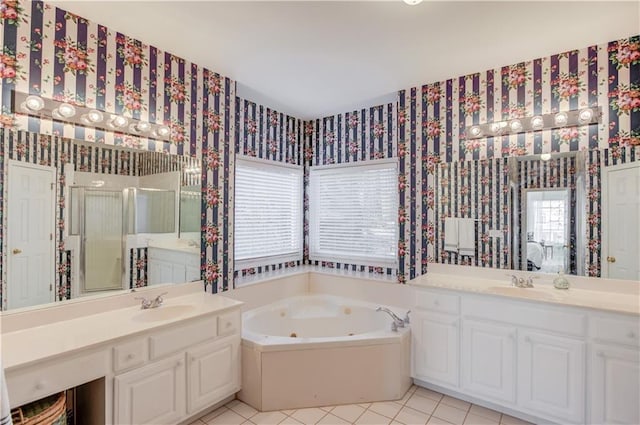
[234,157,303,269]
[309,159,398,268]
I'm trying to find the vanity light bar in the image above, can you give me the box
[465,107,602,140]
[12,90,173,143]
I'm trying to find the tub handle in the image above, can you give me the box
[404,310,411,325]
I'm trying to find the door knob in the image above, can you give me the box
[607,256,616,263]
[12,248,22,255]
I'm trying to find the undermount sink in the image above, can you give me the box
[487,286,563,301]
[133,304,197,322]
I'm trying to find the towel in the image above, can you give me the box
[0,359,12,425]
[458,218,476,257]
[444,217,459,252]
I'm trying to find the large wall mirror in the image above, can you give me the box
[430,147,639,281]
[1,129,201,311]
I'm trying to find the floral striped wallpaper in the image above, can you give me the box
[233,97,303,278]
[400,35,639,277]
[1,0,235,294]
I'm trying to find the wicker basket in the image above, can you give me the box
[10,392,67,425]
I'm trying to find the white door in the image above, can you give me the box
[7,160,55,309]
[187,336,240,414]
[590,344,640,425]
[517,330,585,424]
[412,311,459,387]
[462,319,517,404]
[602,162,640,280]
[114,353,186,425]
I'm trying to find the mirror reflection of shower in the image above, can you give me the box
[69,171,179,296]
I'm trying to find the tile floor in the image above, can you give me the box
[188,385,535,425]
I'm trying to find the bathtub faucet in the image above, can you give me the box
[376,307,405,332]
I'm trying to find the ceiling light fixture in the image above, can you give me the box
[12,90,174,143]
[464,107,601,140]
[402,0,423,4]
[540,153,552,161]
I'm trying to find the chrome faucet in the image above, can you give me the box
[376,307,407,332]
[509,274,534,288]
[135,292,168,309]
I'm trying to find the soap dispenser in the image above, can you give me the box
[553,271,570,290]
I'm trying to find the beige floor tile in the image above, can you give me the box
[405,394,438,415]
[317,413,351,425]
[205,409,247,425]
[282,410,297,416]
[280,417,304,425]
[358,403,372,409]
[320,406,335,412]
[426,415,455,425]
[251,411,288,425]
[432,404,468,425]
[463,413,499,425]
[468,406,501,422]
[369,401,403,419]
[499,415,532,425]
[242,421,256,425]
[291,407,328,424]
[413,388,443,403]
[201,406,230,423]
[393,406,431,425]
[331,404,366,423]
[439,396,471,412]
[355,410,392,425]
[227,400,259,419]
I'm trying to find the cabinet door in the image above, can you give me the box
[185,265,200,282]
[462,319,516,404]
[170,262,187,283]
[114,353,186,425]
[187,336,241,414]
[590,344,640,425]
[518,330,585,424]
[412,310,459,387]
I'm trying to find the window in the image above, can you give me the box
[309,159,398,268]
[234,157,303,269]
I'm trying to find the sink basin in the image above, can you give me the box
[133,304,197,322]
[487,286,563,302]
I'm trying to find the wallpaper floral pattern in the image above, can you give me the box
[1,0,234,294]
[400,34,639,277]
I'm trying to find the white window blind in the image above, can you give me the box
[234,157,303,269]
[309,159,398,268]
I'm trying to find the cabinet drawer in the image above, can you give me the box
[6,348,110,408]
[415,290,459,314]
[590,315,640,347]
[217,310,240,337]
[113,338,148,373]
[149,315,218,360]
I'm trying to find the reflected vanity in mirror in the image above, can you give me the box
[1,129,201,311]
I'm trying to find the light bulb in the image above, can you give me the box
[578,108,593,124]
[57,103,76,118]
[136,121,151,132]
[469,126,482,137]
[111,115,128,128]
[531,116,544,130]
[87,110,103,123]
[554,112,568,127]
[157,125,170,137]
[509,120,523,132]
[540,153,552,161]
[24,95,45,112]
[402,0,423,4]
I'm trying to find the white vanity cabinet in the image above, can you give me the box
[589,314,640,425]
[412,287,588,425]
[148,247,200,285]
[411,291,460,387]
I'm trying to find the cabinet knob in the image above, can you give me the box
[524,336,531,343]
[176,360,183,367]
[606,256,616,263]
[34,381,44,391]
[126,353,135,360]
[596,351,604,357]
[508,333,515,340]
[627,331,636,339]
[12,248,22,255]
[433,300,440,306]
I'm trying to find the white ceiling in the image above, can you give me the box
[51,1,640,119]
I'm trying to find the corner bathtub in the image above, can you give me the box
[238,294,411,411]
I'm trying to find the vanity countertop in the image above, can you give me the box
[410,273,640,316]
[1,291,242,371]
